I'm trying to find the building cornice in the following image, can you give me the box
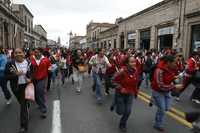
[0,4,24,26]
[119,0,175,23]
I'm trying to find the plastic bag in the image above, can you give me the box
[25,83,35,101]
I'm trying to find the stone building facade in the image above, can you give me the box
[80,36,87,49]
[0,1,24,48]
[69,35,85,49]
[86,21,116,48]
[12,4,34,48]
[33,25,47,48]
[98,25,118,49]
[117,0,200,57]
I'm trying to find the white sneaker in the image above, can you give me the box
[6,98,12,105]
[192,99,200,104]
[175,97,180,101]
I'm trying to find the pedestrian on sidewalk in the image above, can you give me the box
[151,55,183,132]
[112,56,139,132]
[0,46,12,104]
[5,48,32,133]
[30,48,51,119]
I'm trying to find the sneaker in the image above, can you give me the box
[175,97,180,102]
[97,98,103,104]
[192,99,200,104]
[149,102,153,107]
[153,126,165,132]
[119,127,127,132]
[40,113,47,119]
[110,105,114,112]
[119,125,127,132]
[17,128,27,133]
[6,98,12,105]
[76,89,81,94]
[105,92,110,96]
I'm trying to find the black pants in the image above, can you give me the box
[0,77,11,100]
[12,84,29,130]
[191,88,200,100]
[47,72,52,91]
[105,74,114,93]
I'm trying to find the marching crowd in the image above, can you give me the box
[0,46,200,133]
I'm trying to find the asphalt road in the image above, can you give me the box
[0,75,193,133]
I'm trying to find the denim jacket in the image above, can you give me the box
[0,54,7,77]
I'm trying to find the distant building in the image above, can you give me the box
[33,25,47,48]
[99,25,118,49]
[47,39,57,48]
[0,1,24,48]
[80,36,87,49]
[69,33,85,49]
[12,4,34,48]
[86,21,116,48]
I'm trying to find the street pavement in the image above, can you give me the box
[0,75,193,133]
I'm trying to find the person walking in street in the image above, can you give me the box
[30,48,51,118]
[60,54,68,85]
[0,47,12,104]
[72,49,86,93]
[5,48,32,133]
[112,56,139,132]
[151,55,183,132]
[89,48,112,103]
[49,50,59,89]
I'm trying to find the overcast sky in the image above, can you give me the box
[14,0,162,46]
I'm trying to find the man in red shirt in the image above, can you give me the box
[31,48,51,118]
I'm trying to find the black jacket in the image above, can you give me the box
[5,60,32,91]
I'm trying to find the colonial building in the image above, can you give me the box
[47,39,57,48]
[80,36,87,49]
[33,25,47,48]
[117,0,200,57]
[98,25,118,49]
[12,4,34,48]
[69,34,85,49]
[0,1,24,48]
[86,21,116,48]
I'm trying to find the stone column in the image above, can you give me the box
[135,30,140,49]
[150,26,156,49]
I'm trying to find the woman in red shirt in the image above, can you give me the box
[151,55,183,132]
[112,56,139,132]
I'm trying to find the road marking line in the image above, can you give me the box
[139,91,186,119]
[138,94,193,129]
[52,100,62,133]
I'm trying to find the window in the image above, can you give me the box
[25,16,27,31]
[114,39,117,48]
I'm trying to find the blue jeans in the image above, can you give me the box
[92,72,102,100]
[116,93,134,128]
[152,90,171,128]
[0,76,11,100]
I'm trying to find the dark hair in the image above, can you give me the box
[160,55,175,63]
[190,51,198,57]
[124,55,135,66]
[0,46,4,54]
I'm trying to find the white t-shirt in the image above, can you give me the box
[89,54,110,74]
[15,60,28,85]
[61,57,67,69]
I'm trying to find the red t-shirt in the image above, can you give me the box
[31,57,51,80]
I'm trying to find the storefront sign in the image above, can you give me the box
[158,26,175,36]
[128,33,136,40]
